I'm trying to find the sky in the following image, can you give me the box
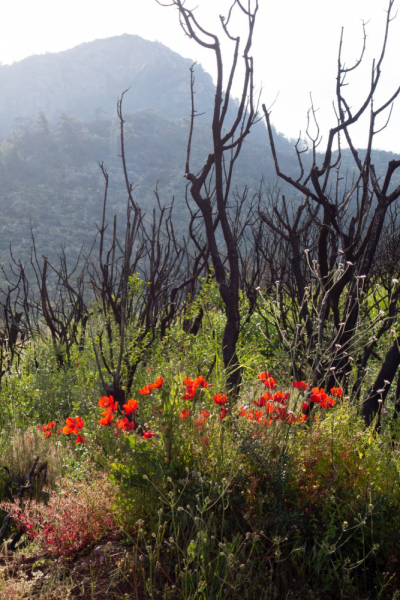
[0,0,399,152]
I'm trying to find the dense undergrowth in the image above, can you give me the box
[0,283,399,599]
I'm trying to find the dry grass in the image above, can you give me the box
[1,427,71,490]
[0,535,166,600]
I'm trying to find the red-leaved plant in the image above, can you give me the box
[1,472,119,557]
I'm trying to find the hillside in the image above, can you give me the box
[0,34,219,136]
[0,35,295,264]
[0,35,398,266]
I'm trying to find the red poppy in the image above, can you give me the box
[98,396,117,413]
[179,409,192,420]
[302,402,309,411]
[123,399,139,415]
[263,377,277,389]
[238,406,247,416]
[219,407,228,420]
[246,410,255,421]
[151,377,164,390]
[142,430,155,439]
[99,412,114,426]
[254,392,272,407]
[193,376,213,388]
[57,428,63,435]
[330,387,343,398]
[200,410,210,419]
[117,417,135,431]
[273,391,290,405]
[254,396,266,407]
[183,376,199,398]
[265,401,275,415]
[213,393,227,406]
[75,434,86,444]
[274,406,287,420]
[63,417,84,435]
[257,371,271,381]
[139,384,153,396]
[292,381,308,390]
[310,388,327,403]
[40,421,57,435]
[320,397,336,409]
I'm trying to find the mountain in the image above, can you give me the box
[0,35,293,264]
[0,34,218,137]
[0,35,397,268]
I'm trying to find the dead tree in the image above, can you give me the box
[158,0,259,394]
[262,0,400,422]
[0,237,89,373]
[87,92,210,406]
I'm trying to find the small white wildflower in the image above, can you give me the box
[255,286,260,291]
[379,310,385,316]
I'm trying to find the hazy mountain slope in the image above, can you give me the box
[0,35,397,268]
[0,34,218,137]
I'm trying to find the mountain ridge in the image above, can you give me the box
[0,34,218,137]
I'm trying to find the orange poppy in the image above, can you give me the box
[123,399,138,415]
[139,384,153,396]
[213,393,227,406]
[219,407,228,420]
[99,412,114,426]
[117,417,135,431]
[292,381,308,390]
[179,409,192,420]
[63,417,84,435]
[330,387,343,398]
[151,377,164,389]
[98,396,117,413]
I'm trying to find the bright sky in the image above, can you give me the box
[1,0,399,152]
